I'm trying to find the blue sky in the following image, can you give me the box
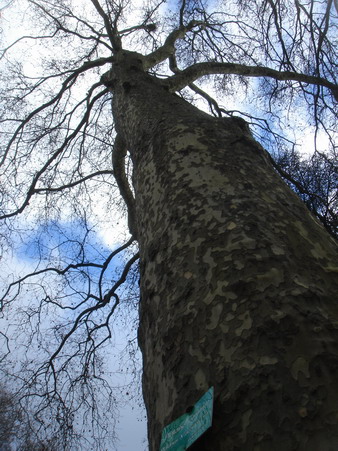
[1,217,147,449]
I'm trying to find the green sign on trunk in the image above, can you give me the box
[159,387,214,451]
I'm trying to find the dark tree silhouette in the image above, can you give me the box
[0,384,18,449]
[0,0,337,449]
[271,148,337,239]
[0,383,60,450]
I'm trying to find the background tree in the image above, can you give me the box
[272,148,337,238]
[0,0,337,449]
[0,383,60,450]
[0,384,19,450]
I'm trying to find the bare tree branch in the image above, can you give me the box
[143,20,206,70]
[48,251,139,364]
[0,86,109,219]
[90,0,121,51]
[0,59,113,168]
[33,170,114,193]
[165,61,338,99]
[112,134,137,238]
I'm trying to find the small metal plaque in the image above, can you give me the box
[159,387,214,451]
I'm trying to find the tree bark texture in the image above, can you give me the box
[111,52,338,451]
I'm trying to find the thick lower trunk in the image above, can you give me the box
[111,55,338,450]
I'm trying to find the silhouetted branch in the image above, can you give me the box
[166,61,338,99]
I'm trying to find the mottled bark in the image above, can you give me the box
[110,52,338,451]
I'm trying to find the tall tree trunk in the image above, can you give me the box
[111,53,338,451]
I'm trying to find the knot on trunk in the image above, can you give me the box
[101,69,116,88]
